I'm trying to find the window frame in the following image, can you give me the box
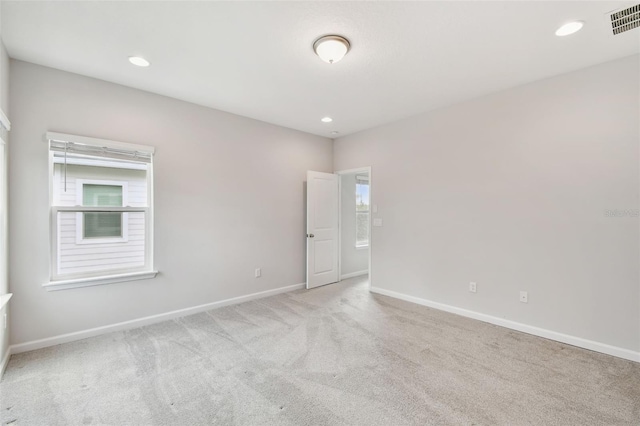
[75,179,129,245]
[47,132,157,290]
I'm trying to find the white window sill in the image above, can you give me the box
[355,244,369,250]
[43,270,158,291]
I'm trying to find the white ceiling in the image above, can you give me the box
[2,1,639,137]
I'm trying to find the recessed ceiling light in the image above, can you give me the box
[128,56,150,67]
[321,117,333,123]
[331,131,339,135]
[555,21,584,36]
[313,35,350,64]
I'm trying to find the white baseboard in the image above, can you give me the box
[1,346,10,379]
[340,270,368,280]
[370,286,640,363]
[10,282,305,355]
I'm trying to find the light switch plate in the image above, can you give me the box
[372,204,378,213]
[373,218,383,227]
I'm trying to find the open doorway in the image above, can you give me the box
[337,167,371,286]
[305,167,372,290]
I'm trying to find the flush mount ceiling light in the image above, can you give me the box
[313,35,350,64]
[555,21,584,36]
[321,116,333,123]
[128,56,150,67]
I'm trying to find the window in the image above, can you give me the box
[75,180,128,243]
[83,184,123,238]
[355,174,369,247]
[47,132,156,289]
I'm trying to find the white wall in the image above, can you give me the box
[9,60,332,346]
[0,4,7,115]
[334,55,640,353]
[0,25,10,365]
[340,173,368,277]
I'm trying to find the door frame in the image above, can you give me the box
[335,166,372,289]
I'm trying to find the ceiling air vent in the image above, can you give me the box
[608,3,640,35]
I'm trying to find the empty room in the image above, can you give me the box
[0,1,639,425]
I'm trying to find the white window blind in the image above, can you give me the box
[48,132,153,163]
[49,140,152,163]
[355,175,369,185]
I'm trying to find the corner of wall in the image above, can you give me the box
[0,35,10,375]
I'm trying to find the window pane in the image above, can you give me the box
[356,179,370,245]
[57,211,146,276]
[84,212,122,238]
[51,149,151,280]
[83,184,122,207]
[52,155,147,208]
[356,212,369,245]
[356,183,369,211]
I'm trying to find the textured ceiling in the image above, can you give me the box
[2,1,639,137]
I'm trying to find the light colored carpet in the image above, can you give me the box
[1,276,639,425]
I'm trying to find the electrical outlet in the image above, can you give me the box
[469,282,477,293]
[255,268,261,278]
[520,291,528,303]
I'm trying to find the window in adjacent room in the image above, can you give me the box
[48,133,156,289]
[355,174,369,247]
[76,181,128,243]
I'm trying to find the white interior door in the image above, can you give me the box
[306,171,339,289]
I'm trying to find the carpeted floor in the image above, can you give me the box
[1,275,639,425]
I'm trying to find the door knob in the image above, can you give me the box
[307,233,315,238]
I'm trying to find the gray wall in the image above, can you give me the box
[340,173,369,276]
[334,55,640,352]
[9,60,332,345]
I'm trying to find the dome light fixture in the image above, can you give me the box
[128,56,150,67]
[321,116,333,123]
[555,21,584,36]
[313,35,350,64]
